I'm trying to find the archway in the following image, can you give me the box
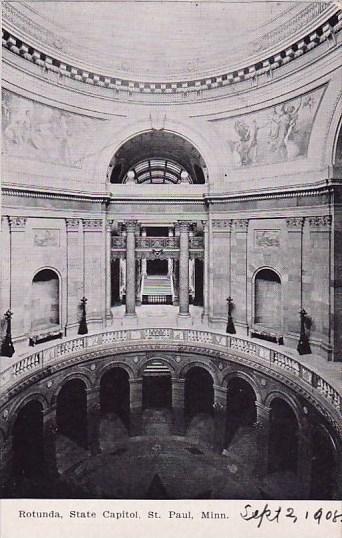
[254,268,281,331]
[184,366,214,422]
[142,361,172,409]
[56,379,88,448]
[225,377,257,446]
[100,367,130,428]
[268,398,298,474]
[12,400,44,479]
[310,426,337,499]
[31,268,59,331]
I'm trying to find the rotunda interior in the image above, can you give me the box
[0,0,341,501]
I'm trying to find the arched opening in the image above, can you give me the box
[111,259,121,306]
[310,426,336,499]
[56,379,88,449]
[107,131,207,185]
[31,269,59,331]
[12,400,44,479]
[268,398,298,474]
[142,361,172,410]
[225,377,257,447]
[334,120,342,165]
[254,268,281,331]
[100,368,130,428]
[184,367,214,422]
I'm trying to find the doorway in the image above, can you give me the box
[147,259,168,275]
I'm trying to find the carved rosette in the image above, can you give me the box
[212,219,233,232]
[307,215,332,230]
[233,219,249,232]
[82,219,103,231]
[286,217,304,231]
[8,216,27,231]
[65,218,80,232]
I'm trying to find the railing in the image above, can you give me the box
[189,236,204,249]
[111,237,126,249]
[136,237,180,249]
[1,328,340,418]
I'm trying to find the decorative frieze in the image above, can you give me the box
[255,230,280,248]
[65,218,80,232]
[212,219,232,231]
[82,219,103,231]
[286,217,304,230]
[33,229,60,247]
[307,215,332,229]
[233,219,249,231]
[8,216,27,231]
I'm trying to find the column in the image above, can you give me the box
[168,226,174,276]
[65,218,83,335]
[213,385,227,453]
[43,407,58,478]
[105,219,114,323]
[285,217,304,338]
[125,220,137,316]
[210,219,232,322]
[129,378,143,435]
[87,388,101,455]
[83,219,105,329]
[202,220,209,320]
[8,217,28,340]
[231,219,249,334]
[141,228,147,276]
[172,377,185,435]
[254,401,271,477]
[178,221,190,317]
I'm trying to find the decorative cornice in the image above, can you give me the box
[82,218,103,231]
[233,219,249,231]
[2,8,341,96]
[8,216,27,230]
[286,217,305,230]
[308,215,332,229]
[65,218,80,232]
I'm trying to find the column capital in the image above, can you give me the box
[8,216,27,231]
[65,218,80,232]
[307,215,332,230]
[233,218,249,231]
[83,218,103,231]
[125,220,138,233]
[286,217,304,231]
[106,218,115,232]
[212,219,233,232]
[178,220,191,232]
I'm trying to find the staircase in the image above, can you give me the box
[142,275,173,304]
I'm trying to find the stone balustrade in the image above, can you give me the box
[1,328,340,431]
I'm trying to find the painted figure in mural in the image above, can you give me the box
[268,98,302,160]
[50,109,73,164]
[232,119,259,166]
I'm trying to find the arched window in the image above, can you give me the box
[31,269,59,331]
[254,268,281,331]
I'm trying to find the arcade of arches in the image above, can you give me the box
[1,1,342,500]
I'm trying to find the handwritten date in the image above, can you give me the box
[240,504,342,528]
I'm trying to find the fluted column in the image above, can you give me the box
[254,401,271,477]
[178,221,190,317]
[172,377,185,434]
[105,219,114,323]
[213,385,227,453]
[125,220,137,316]
[129,378,143,435]
[202,220,209,319]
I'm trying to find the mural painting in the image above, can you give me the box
[2,90,99,167]
[212,86,325,168]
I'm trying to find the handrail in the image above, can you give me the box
[0,328,340,418]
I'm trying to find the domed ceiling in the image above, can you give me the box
[3,1,331,81]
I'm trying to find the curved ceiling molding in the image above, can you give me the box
[2,2,341,97]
